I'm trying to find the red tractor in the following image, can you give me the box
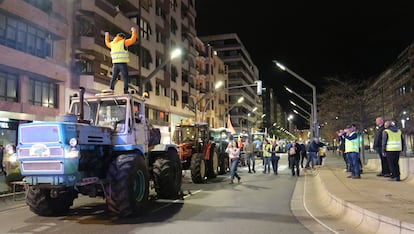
[173,119,218,183]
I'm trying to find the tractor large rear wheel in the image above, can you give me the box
[153,149,182,199]
[190,153,206,183]
[106,153,149,217]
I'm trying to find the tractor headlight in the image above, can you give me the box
[69,138,77,147]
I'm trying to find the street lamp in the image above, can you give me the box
[293,109,310,121]
[140,48,182,94]
[274,60,318,138]
[290,100,311,116]
[224,96,244,128]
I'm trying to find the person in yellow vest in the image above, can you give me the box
[344,124,361,179]
[382,120,405,181]
[105,27,137,94]
[262,139,272,174]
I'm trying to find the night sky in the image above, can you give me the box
[196,0,414,127]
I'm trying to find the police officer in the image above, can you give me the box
[382,120,405,181]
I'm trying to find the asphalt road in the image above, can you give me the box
[0,156,334,234]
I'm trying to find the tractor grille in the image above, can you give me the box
[18,147,63,157]
[22,161,63,172]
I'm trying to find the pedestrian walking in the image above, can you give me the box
[270,140,281,175]
[252,137,262,159]
[226,142,241,184]
[344,124,361,179]
[304,137,324,170]
[262,139,272,174]
[105,27,137,94]
[318,146,327,166]
[299,141,307,168]
[373,117,390,177]
[382,120,405,181]
[243,138,256,173]
[288,140,301,176]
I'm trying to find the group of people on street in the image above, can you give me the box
[225,136,328,183]
[336,116,405,182]
[373,117,405,181]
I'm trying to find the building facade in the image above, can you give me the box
[0,0,231,145]
[199,33,263,134]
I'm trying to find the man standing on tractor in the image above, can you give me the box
[105,27,137,94]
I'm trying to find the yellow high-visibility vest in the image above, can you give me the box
[384,129,402,151]
[345,132,359,153]
[110,39,129,63]
[263,144,271,157]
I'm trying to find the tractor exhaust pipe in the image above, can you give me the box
[78,87,85,122]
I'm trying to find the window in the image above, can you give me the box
[171,66,177,82]
[0,13,52,58]
[0,71,18,102]
[182,91,189,104]
[155,81,160,96]
[171,89,178,106]
[140,47,152,69]
[170,18,178,35]
[140,19,151,41]
[23,0,52,13]
[28,78,57,108]
[182,70,189,83]
[156,29,165,43]
[170,0,178,11]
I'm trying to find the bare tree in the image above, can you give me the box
[318,76,378,162]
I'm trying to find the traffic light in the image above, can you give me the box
[256,80,262,95]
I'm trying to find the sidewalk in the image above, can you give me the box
[311,151,414,233]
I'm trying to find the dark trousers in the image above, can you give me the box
[110,63,129,93]
[386,151,400,178]
[289,156,300,176]
[300,152,307,168]
[377,150,390,175]
[271,155,280,174]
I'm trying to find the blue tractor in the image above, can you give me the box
[16,88,182,217]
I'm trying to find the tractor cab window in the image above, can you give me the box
[96,99,127,132]
[133,101,145,124]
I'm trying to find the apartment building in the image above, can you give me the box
[0,0,224,145]
[370,43,413,121]
[0,0,70,146]
[199,33,263,134]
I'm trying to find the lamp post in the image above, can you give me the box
[200,81,224,122]
[140,48,182,95]
[285,86,313,135]
[274,60,318,138]
[290,100,312,130]
[224,96,244,128]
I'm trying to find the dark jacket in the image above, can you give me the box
[373,124,384,152]
[308,140,324,153]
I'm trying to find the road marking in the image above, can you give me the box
[151,190,201,213]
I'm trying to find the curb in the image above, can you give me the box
[317,169,414,234]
